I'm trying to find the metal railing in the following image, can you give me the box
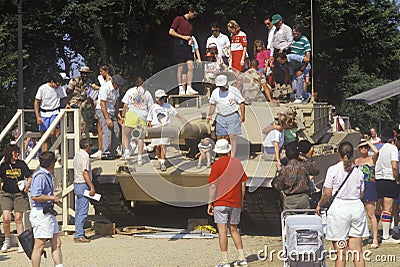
[0,109,82,232]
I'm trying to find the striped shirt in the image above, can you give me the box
[290,35,311,56]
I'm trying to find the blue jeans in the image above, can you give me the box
[74,183,90,238]
[292,64,311,100]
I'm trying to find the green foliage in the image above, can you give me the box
[0,0,400,134]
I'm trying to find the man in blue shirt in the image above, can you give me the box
[276,53,311,104]
[29,151,63,267]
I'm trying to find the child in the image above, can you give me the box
[203,50,220,83]
[262,113,287,170]
[253,40,270,74]
[197,134,214,168]
[147,89,187,171]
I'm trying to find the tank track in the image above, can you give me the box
[243,188,282,234]
[90,177,136,226]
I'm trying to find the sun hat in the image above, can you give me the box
[215,75,228,87]
[214,139,231,154]
[59,72,69,80]
[155,89,168,99]
[271,14,282,25]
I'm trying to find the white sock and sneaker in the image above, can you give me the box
[137,155,143,166]
[1,238,10,252]
[186,85,198,95]
[90,150,102,159]
[179,85,185,95]
[216,250,247,267]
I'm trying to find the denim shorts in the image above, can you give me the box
[215,112,241,136]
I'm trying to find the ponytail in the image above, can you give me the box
[338,141,354,172]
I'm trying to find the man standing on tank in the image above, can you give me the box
[169,3,199,95]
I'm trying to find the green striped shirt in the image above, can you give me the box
[290,35,311,56]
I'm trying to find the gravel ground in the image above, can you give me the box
[2,231,400,267]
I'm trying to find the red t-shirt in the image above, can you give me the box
[208,156,248,208]
[170,16,193,36]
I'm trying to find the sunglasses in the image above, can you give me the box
[359,145,369,149]
[212,29,219,33]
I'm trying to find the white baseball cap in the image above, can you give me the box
[214,139,231,154]
[155,89,168,99]
[215,75,228,87]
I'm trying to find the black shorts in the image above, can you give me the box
[375,179,400,199]
[173,40,193,63]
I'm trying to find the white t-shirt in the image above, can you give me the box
[375,143,399,181]
[35,83,67,117]
[96,80,119,114]
[206,33,230,57]
[121,86,154,122]
[73,149,92,184]
[147,102,178,127]
[263,129,284,153]
[209,86,245,116]
[370,136,381,144]
[324,162,364,200]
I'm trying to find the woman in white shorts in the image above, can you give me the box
[317,141,368,267]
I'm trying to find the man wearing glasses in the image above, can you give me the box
[263,16,276,57]
[34,73,69,152]
[206,22,231,66]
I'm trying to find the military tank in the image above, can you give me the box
[91,67,361,232]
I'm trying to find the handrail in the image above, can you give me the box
[0,110,23,144]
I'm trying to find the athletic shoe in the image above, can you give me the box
[186,86,199,95]
[90,150,102,159]
[137,159,143,166]
[122,151,131,160]
[18,243,24,253]
[179,85,185,95]
[382,237,400,244]
[215,263,230,267]
[160,162,167,172]
[234,259,248,266]
[294,98,303,104]
[1,241,10,252]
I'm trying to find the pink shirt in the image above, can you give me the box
[255,50,270,69]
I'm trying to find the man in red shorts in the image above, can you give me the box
[207,139,248,267]
[169,4,199,95]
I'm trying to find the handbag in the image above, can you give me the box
[18,228,47,259]
[323,167,354,211]
[18,228,34,259]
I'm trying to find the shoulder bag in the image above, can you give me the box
[323,167,354,211]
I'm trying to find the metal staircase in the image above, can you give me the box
[0,108,82,232]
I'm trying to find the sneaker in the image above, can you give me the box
[137,159,143,166]
[179,85,185,95]
[90,150,102,159]
[234,259,248,267]
[382,237,400,244]
[215,263,230,267]
[186,86,199,95]
[18,243,24,253]
[122,151,131,159]
[160,162,167,172]
[294,98,303,104]
[1,241,10,252]
[196,164,201,169]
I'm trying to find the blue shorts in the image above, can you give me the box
[362,181,378,203]
[215,112,241,136]
[39,114,60,131]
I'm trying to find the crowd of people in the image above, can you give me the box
[2,3,400,267]
[169,4,312,104]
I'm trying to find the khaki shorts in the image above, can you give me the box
[0,191,30,212]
